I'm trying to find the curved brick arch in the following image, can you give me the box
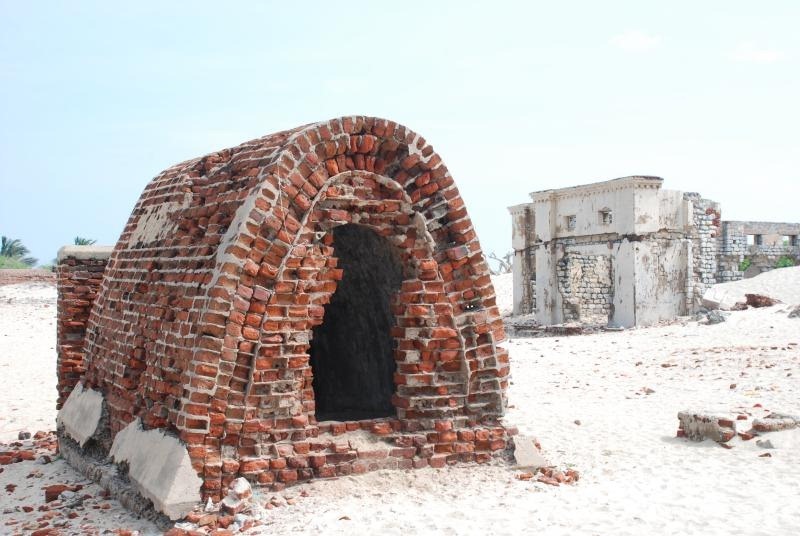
[74,117,510,501]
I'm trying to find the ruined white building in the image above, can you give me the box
[509,176,721,327]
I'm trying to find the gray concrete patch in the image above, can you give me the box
[512,435,549,469]
[110,418,203,520]
[57,245,114,261]
[677,411,737,442]
[57,383,104,447]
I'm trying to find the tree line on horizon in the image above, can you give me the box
[0,236,96,269]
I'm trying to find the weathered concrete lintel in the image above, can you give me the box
[57,382,104,447]
[57,245,114,262]
[110,418,203,520]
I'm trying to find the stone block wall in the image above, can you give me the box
[684,193,720,308]
[556,252,613,324]
[56,246,112,409]
[718,221,800,280]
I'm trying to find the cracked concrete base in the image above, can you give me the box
[110,418,203,520]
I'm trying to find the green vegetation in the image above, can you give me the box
[0,236,37,268]
[0,255,31,269]
[775,256,796,269]
[738,257,752,272]
[74,236,96,245]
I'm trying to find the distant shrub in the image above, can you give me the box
[0,255,31,269]
[738,257,752,272]
[775,256,795,269]
[1,236,37,267]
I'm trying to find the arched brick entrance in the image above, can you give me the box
[308,223,403,421]
[59,117,512,505]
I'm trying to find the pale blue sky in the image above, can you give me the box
[1,1,798,266]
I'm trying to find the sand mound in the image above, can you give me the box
[703,266,800,309]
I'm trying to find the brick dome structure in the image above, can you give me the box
[57,116,512,516]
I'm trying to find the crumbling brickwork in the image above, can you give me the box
[59,116,512,503]
[55,247,112,409]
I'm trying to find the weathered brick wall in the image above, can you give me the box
[56,246,112,409]
[69,116,511,499]
[0,269,56,286]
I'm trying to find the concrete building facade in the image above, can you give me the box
[510,176,721,327]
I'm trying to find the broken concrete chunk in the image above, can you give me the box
[513,435,549,469]
[706,310,728,324]
[56,382,104,447]
[221,495,247,515]
[677,411,737,443]
[751,414,798,433]
[701,287,739,311]
[109,418,203,520]
[228,477,252,500]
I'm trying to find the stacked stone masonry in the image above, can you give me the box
[509,176,797,327]
[718,221,800,281]
[56,116,513,507]
[556,253,613,324]
[684,193,721,308]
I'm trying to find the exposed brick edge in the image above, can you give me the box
[56,249,112,409]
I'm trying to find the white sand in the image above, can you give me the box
[491,273,514,317]
[1,277,799,535]
[0,283,59,439]
[704,265,800,308]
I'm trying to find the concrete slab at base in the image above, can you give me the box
[57,383,104,447]
[110,418,203,520]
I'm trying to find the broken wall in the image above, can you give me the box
[57,117,514,518]
[56,246,113,409]
[556,252,613,324]
[719,221,800,281]
[684,194,721,309]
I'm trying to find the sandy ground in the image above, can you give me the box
[1,272,799,535]
[703,266,800,307]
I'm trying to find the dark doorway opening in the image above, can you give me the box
[310,224,404,421]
